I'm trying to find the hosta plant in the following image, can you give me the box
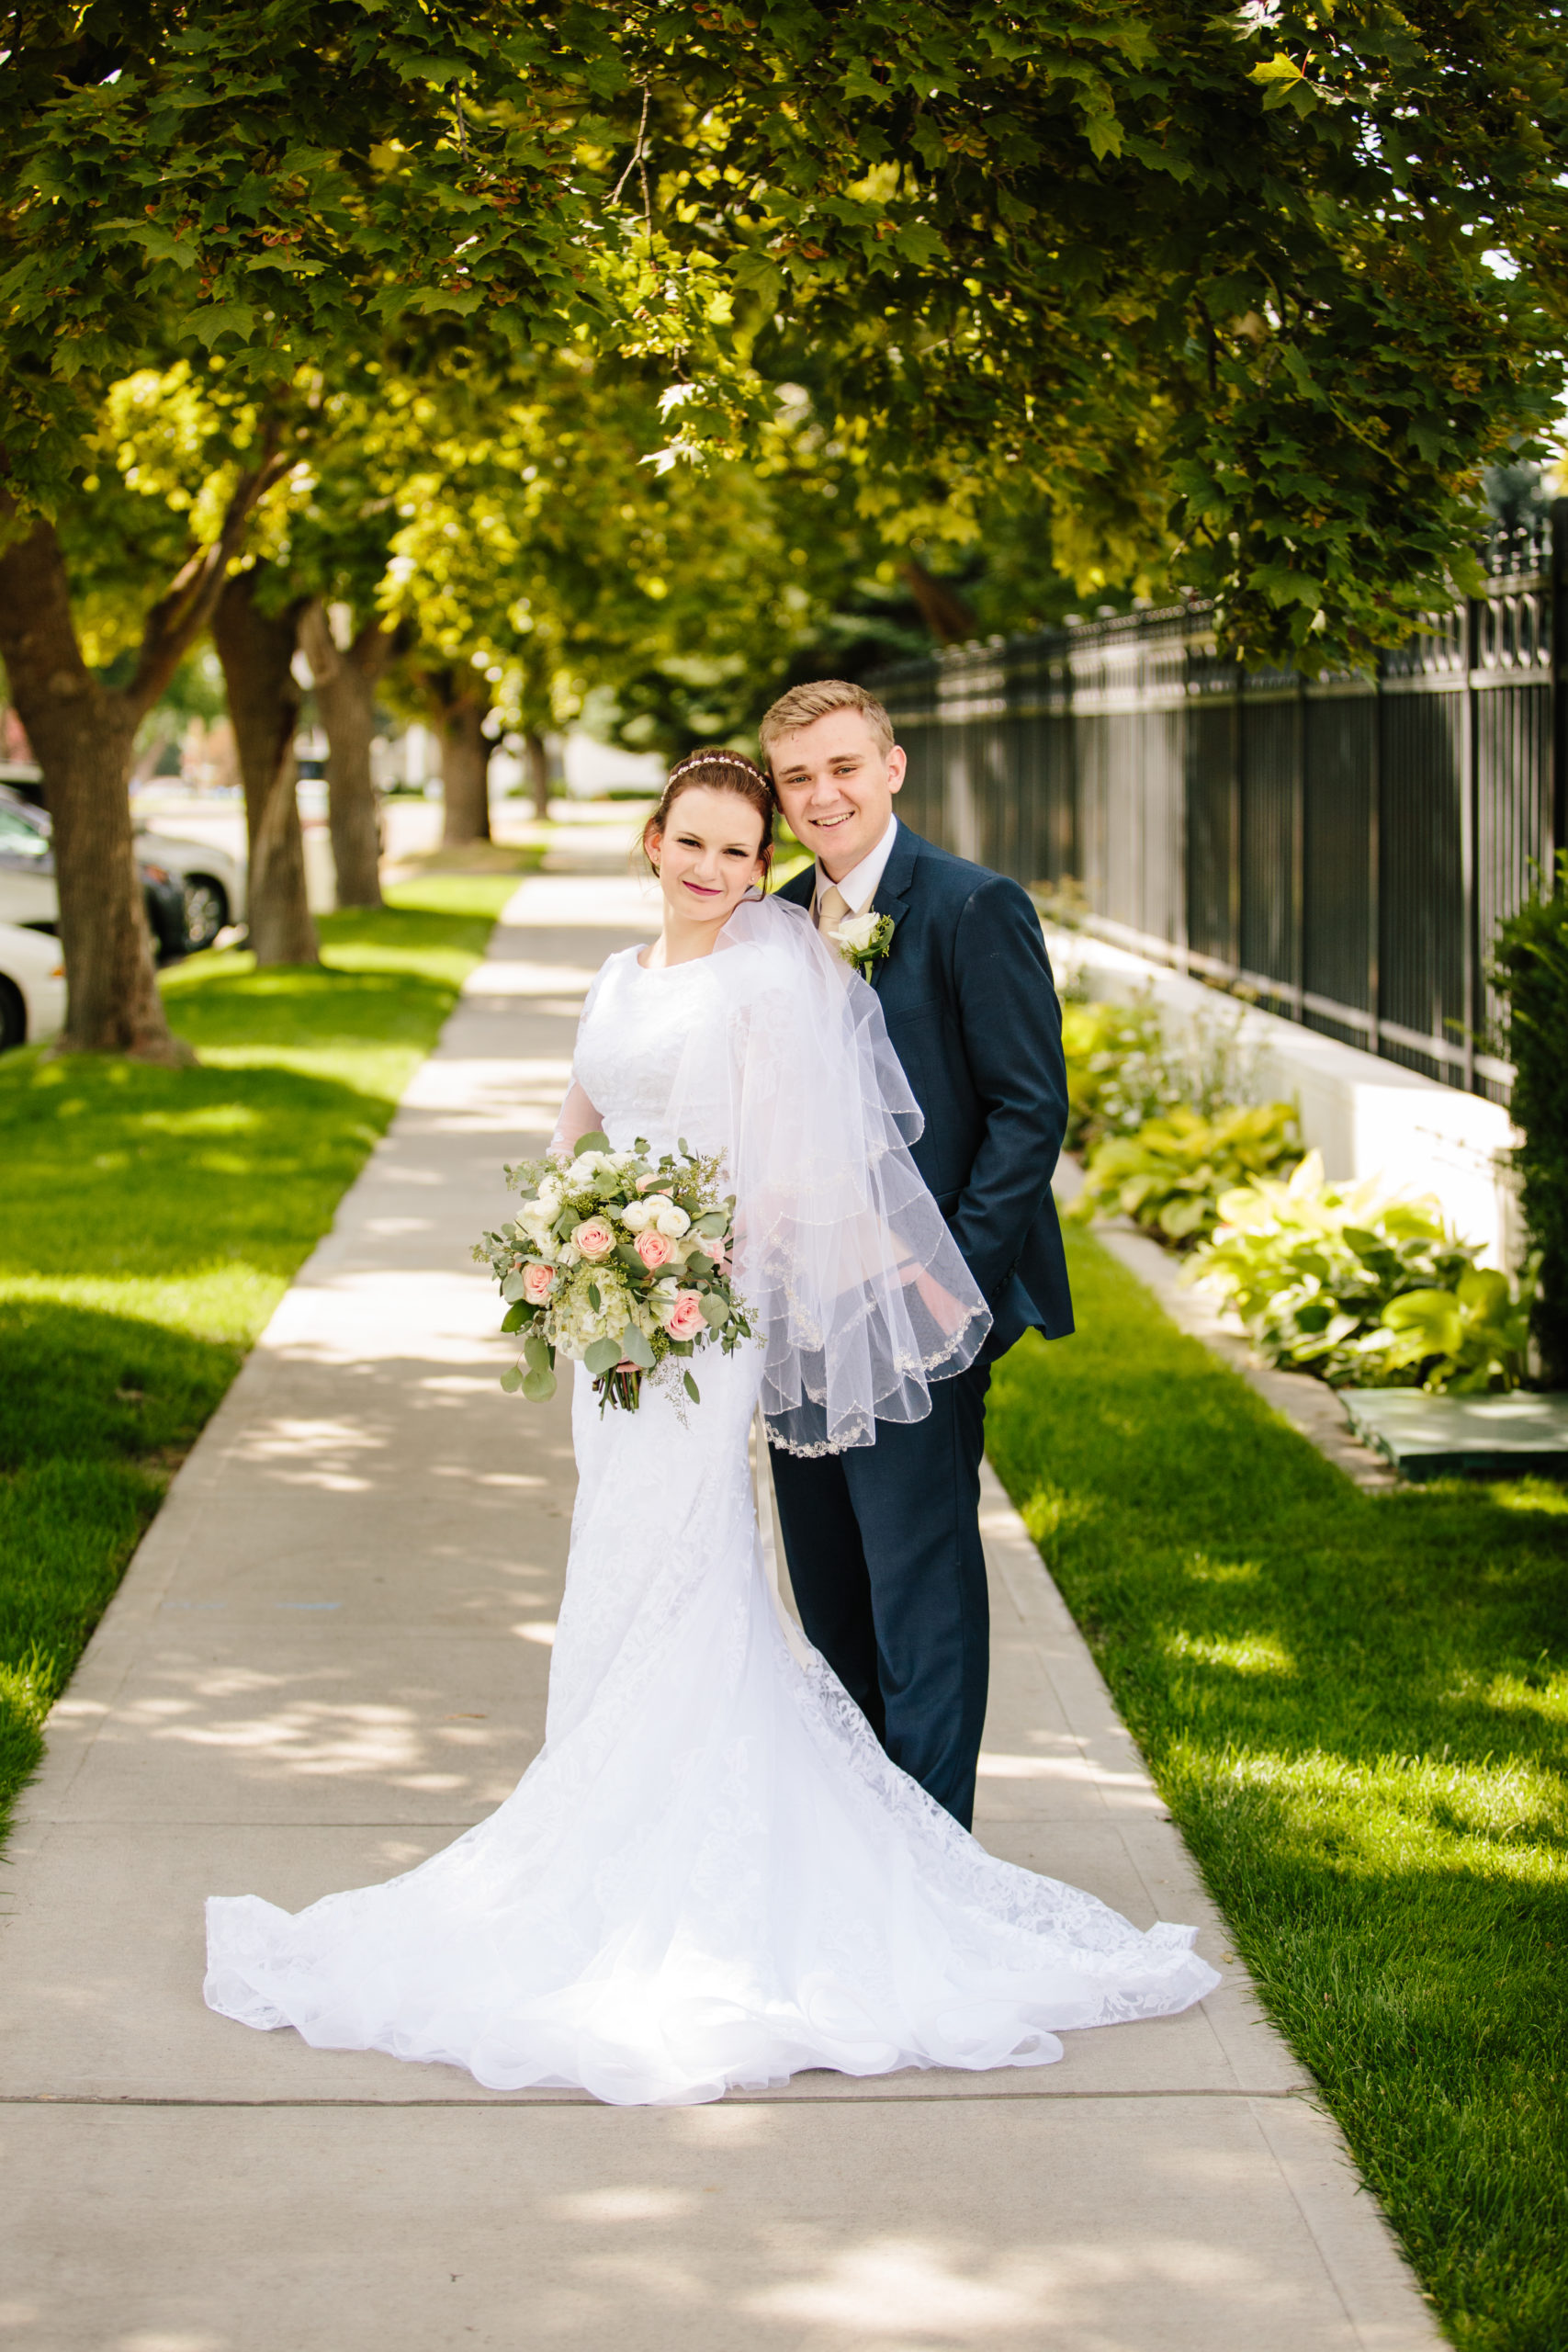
[1067,1102,1303,1250]
[1185,1152,1537,1392]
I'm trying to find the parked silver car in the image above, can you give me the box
[0,775,245,950]
[0,787,193,961]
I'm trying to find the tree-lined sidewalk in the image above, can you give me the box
[0,871,525,1838]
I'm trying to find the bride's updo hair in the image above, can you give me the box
[641,749,777,882]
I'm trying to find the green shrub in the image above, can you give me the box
[1061,990,1269,1153]
[1061,997,1167,1149]
[1493,854,1568,1385]
[1185,1151,1536,1390]
[1066,1101,1303,1248]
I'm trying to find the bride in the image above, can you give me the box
[204,749,1219,2108]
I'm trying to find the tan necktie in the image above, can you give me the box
[817,883,849,936]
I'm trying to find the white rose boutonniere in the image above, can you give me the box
[829,909,896,980]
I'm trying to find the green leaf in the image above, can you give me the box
[189,300,257,346]
[502,1301,527,1333]
[1249,54,1304,85]
[584,1336,623,1376]
[521,1366,558,1403]
[619,1323,657,1370]
[682,1371,701,1404]
[588,1282,601,1313]
[523,1329,552,1375]
[573,1132,611,1157]
[500,1365,524,1394]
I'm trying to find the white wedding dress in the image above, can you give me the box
[205,933,1220,2106]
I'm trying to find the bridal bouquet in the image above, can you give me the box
[475,1131,752,1414]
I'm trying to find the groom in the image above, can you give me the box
[762,679,1072,1832]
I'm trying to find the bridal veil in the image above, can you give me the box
[655,893,989,1455]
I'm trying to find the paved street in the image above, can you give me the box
[0,865,1440,2350]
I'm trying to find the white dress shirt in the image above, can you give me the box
[813,814,900,920]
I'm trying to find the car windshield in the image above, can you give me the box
[0,806,51,856]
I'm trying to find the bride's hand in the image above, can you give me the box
[902,1262,971,1339]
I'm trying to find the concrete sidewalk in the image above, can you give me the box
[0,872,1442,2351]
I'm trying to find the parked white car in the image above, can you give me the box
[132,823,246,949]
[0,919,65,1050]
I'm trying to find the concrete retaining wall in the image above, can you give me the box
[1043,923,1522,1268]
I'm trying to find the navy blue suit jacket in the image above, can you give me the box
[778,822,1073,1354]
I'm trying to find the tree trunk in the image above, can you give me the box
[434,680,492,846]
[0,514,189,1062]
[300,603,399,910]
[213,570,320,967]
[525,728,550,822]
[901,557,977,647]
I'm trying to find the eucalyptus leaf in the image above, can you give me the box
[682,1372,701,1404]
[521,1367,558,1403]
[500,1365,524,1394]
[572,1131,611,1157]
[585,1337,623,1376]
[619,1323,657,1371]
[523,1330,552,1375]
[502,1302,528,1333]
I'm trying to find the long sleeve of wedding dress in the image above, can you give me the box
[203,904,1219,2106]
[547,1078,604,1162]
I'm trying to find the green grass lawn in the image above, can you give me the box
[987,1229,1568,2352]
[0,874,524,1840]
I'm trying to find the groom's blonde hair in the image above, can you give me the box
[759,680,895,768]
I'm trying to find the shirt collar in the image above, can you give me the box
[814,814,900,916]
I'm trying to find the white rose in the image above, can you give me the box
[620,1199,655,1233]
[834,910,879,954]
[651,1202,691,1238]
[535,1177,562,1216]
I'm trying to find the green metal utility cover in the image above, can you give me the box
[1338,1389,1568,1481]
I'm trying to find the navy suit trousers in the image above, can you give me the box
[768,1362,992,1831]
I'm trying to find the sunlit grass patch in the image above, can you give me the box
[0,876,517,1840]
[987,1227,1568,2352]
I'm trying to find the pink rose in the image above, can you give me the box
[572,1216,615,1261]
[634,1229,674,1271]
[663,1289,707,1342]
[521,1261,555,1304]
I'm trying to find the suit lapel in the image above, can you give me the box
[773,827,921,988]
[868,823,921,988]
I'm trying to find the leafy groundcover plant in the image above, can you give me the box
[1185,1153,1537,1393]
[1068,1102,1303,1249]
[1061,990,1269,1155]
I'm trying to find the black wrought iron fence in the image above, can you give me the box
[870,506,1565,1103]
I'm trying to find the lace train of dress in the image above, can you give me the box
[205,944,1220,2106]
